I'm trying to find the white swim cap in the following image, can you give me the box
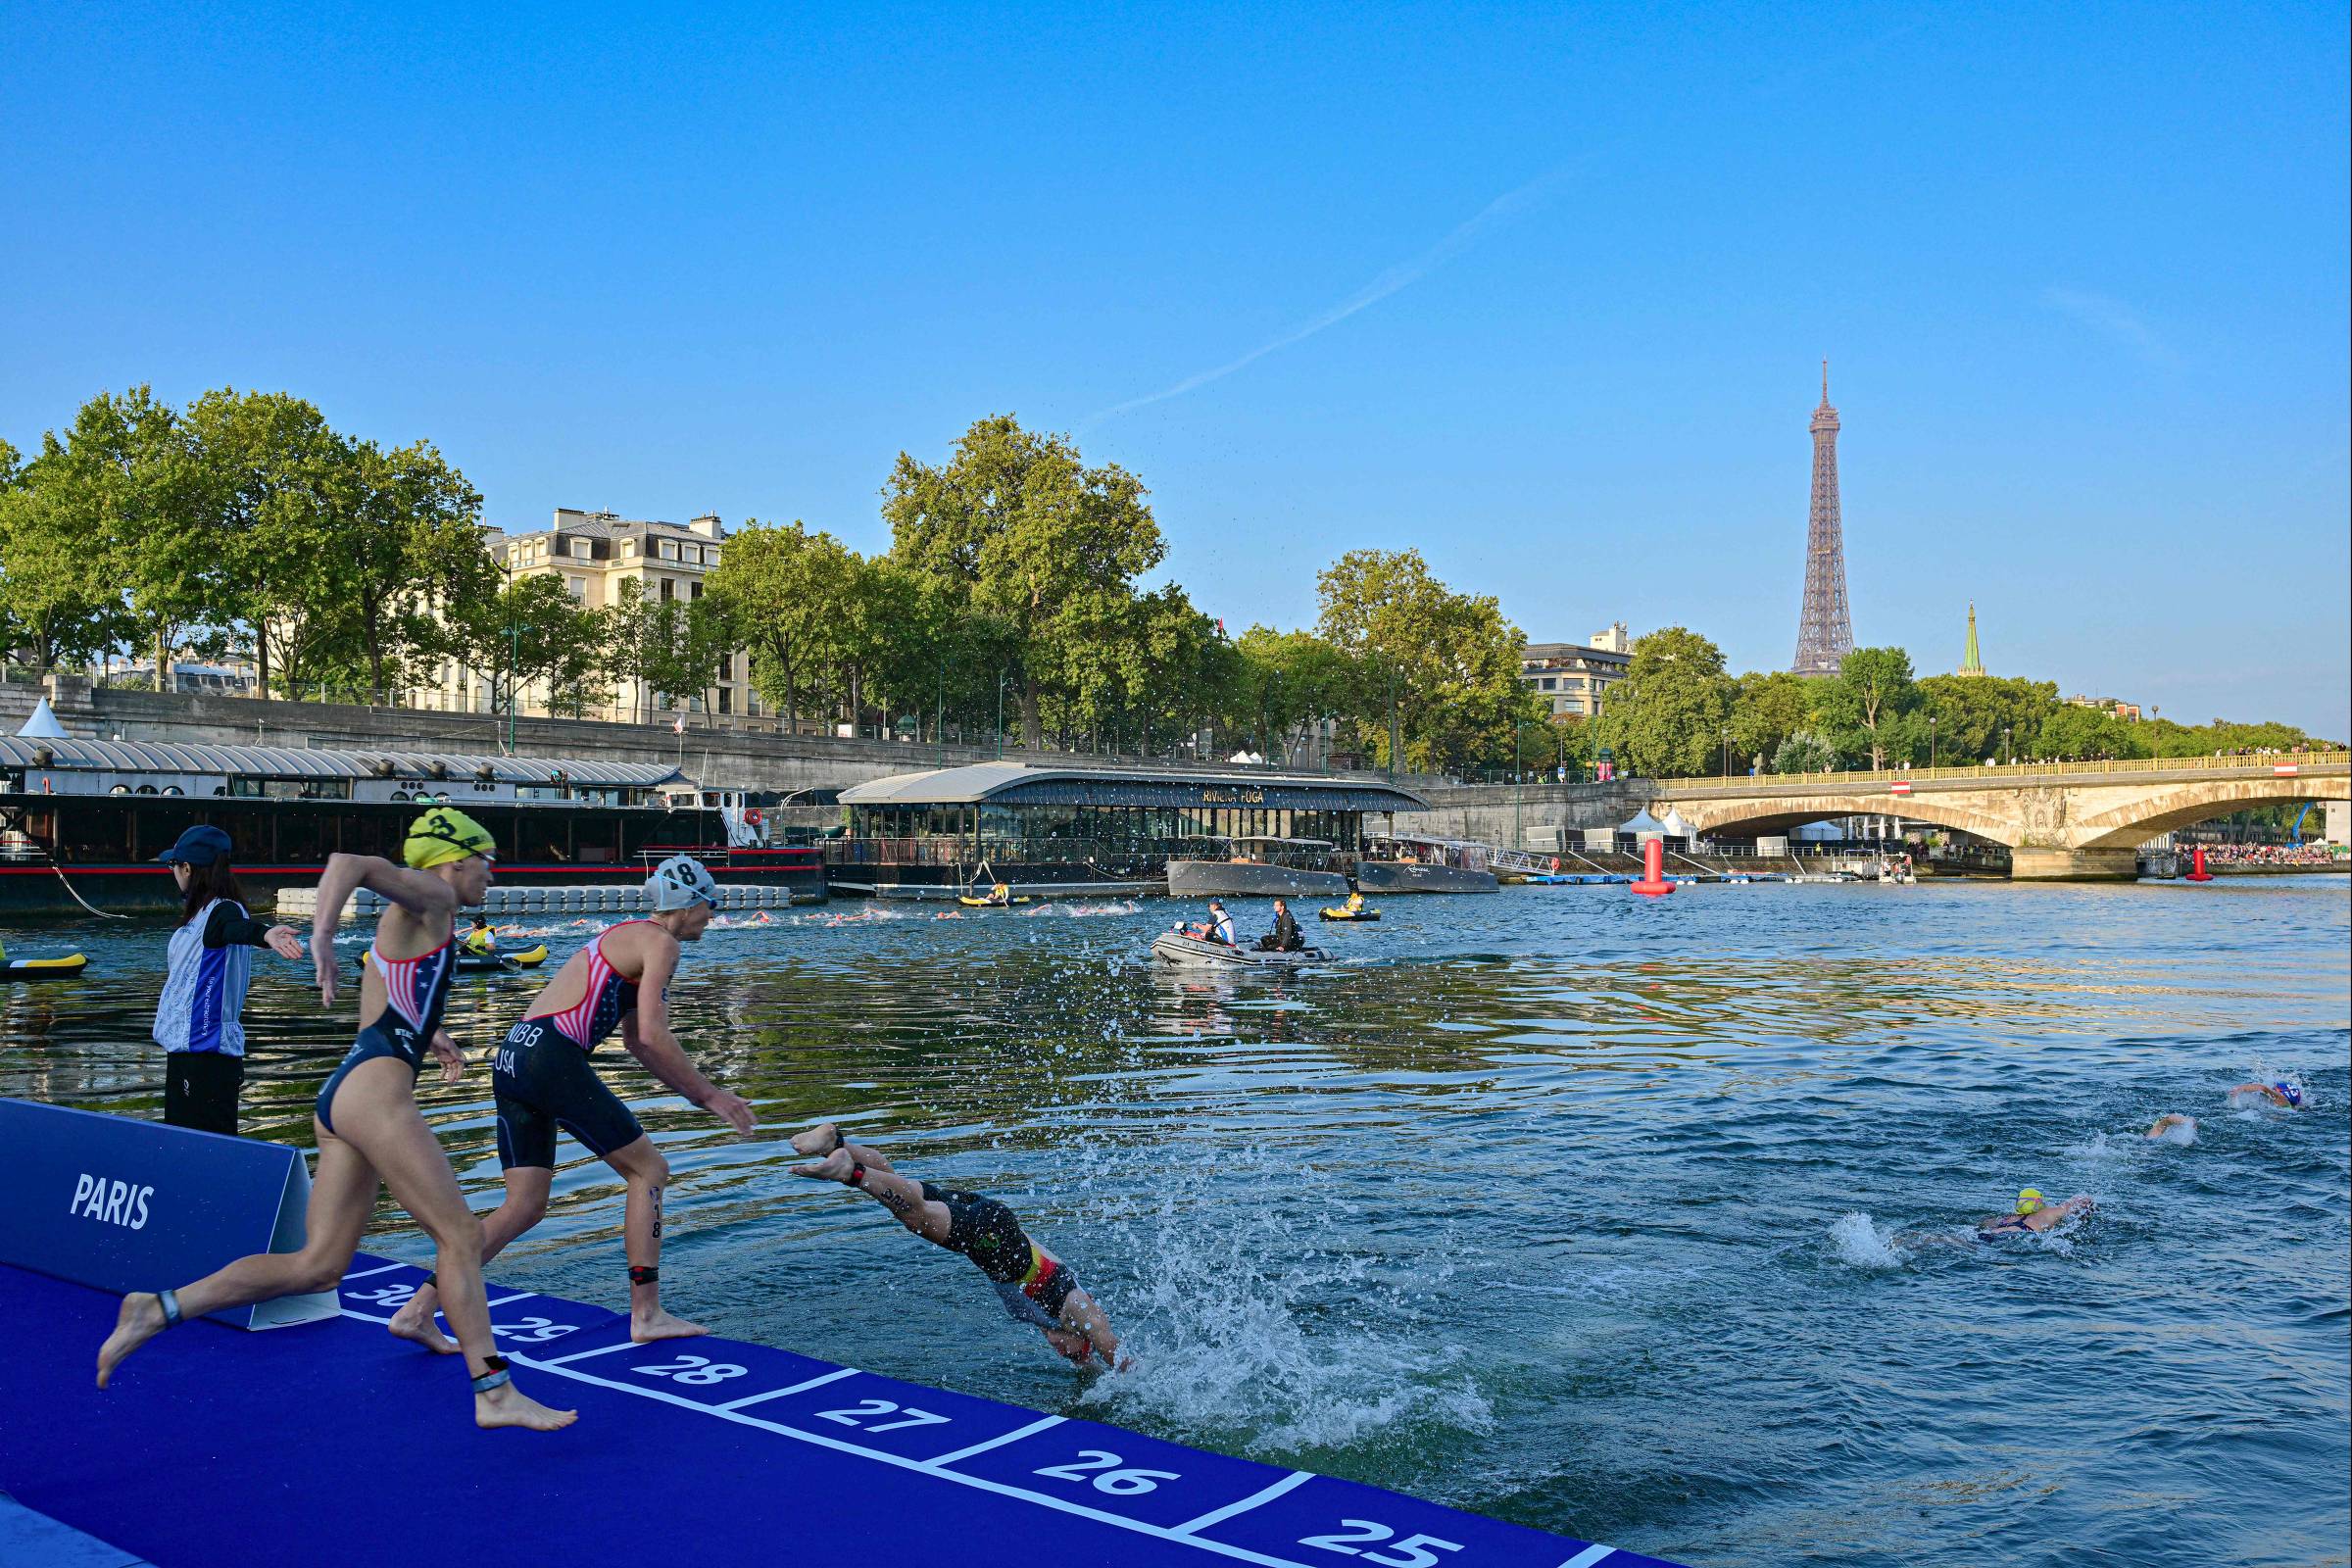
[647,855,720,911]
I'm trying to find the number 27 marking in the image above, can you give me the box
[813,1396,951,1433]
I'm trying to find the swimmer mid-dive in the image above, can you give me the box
[2230,1081,2304,1110]
[389,856,756,1348]
[790,1124,1125,1368]
[1977,1188,2093,1238]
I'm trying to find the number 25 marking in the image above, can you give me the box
[1299,1520,1464,1568]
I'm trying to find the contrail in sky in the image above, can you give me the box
[1081,163,1581,427]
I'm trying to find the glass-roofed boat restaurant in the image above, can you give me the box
[835,762,1428,876]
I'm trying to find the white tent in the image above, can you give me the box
[1618,808,1667,834]
[16,698,69,740]
[1658,808,1700,841]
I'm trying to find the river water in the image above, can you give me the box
[6,878,2347,1568]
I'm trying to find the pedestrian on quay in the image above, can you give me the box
[153,825,304,1136]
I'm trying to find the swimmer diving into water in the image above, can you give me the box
[98,809,575,1430]
[389,856,757,1348]
[790,1124,1125,1368]
[1976,1188,2093,1238]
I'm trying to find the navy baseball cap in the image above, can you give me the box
[157,825,234,866]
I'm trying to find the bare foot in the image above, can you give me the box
[387,1295,458,1354]
[788,1122,842,1157]
[631,1307,710,1343]
[792,1147,854,1182]
[97,1293,168,1389]
[475,1383,578,1432]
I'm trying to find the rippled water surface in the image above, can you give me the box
[7,878,2348,1567]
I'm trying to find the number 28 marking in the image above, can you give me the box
[1299,1520,1465,1568]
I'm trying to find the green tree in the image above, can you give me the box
[884,414,1164,750]
[331,436,494,699]
[0,471,126,669]
[1591,626,1733,777]
[1917,674,2061,764]
[705,519,858,733]
[1233,625,1358,762]
[2037,703,2149,760]
[1314,548,1536,773]
[1774,729,1840,773]
[449,573,611,724]
[1815,646,1923,768]
[181,388,354,698]
[1728,669,1821,775]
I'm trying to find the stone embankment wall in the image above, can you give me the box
[1394,781,1652,848]
[0,677,1423,798]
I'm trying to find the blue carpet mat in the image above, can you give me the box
[1,1255,1676,1568]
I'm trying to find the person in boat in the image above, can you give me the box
[462,914,498,957]
[99,808,576,1432]
[387,855,757,1349]
[2230,1081,2304,1110]
[790,1123,1123,1368]
[1977,1188,2093,1238]
[1258,897,1305,952]
[152,825,305,1135]
[986,882,1012,906]
[1345,891,1367,915]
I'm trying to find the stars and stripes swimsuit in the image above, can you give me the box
[314,937,459,1133]
[492,922,653,1168]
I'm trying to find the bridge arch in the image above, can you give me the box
[2072,778,2350,849]
[1661,793,2024,848]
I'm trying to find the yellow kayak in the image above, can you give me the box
[2,953,89,977]
[957,896,1033,907]
[1318,907,1381,922]
[456,943,550,972]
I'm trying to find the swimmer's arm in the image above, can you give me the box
[620,945,755,1134]
[310,855,455,1003]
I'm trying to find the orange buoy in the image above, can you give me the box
[1631,836,1674,896]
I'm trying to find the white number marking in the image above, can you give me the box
[346,1284,416,1305]
[1032,1448,1182,1496]
[630,1353,749,1386]
[1299,1521,1464,1567]
[490,1315,576,1343]
[811,1396,951,1433]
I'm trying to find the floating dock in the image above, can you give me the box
[276,882,810,917]
[1,1254,1679,1568]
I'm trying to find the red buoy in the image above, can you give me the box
[1631,836,1674,896]
[2184,845,2213,883]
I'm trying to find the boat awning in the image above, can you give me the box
[839,762,1428,813]
[0,736,682,790]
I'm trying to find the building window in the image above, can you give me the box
[658,540,677,561]
[689,580,703,600]
[659,578,674,602]
[621,540,636,558]
[568,539,592,559]
[1540,677,1556,690]
[566,577,586,600]
[717,688,732,714]
[683,545,702,565]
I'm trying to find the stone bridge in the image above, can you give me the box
[1645,755,2351,878]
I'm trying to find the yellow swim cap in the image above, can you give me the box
[404,807,497,869]
[2015,1188,2045,1215]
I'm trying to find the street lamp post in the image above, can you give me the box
[1929,716,1937,769]
[1721,725,1731,779]
[2002,725,2012,766]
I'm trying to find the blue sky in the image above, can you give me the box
[6,3,2347,731]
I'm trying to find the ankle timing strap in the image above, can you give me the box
[158,1289,183,1328]
[471,1353,512,1395]
[628,1265,658,1286]
[848,1161,867,1188]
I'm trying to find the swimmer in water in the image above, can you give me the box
[98,808,576,1430]
[1976,1187,2093,1238]
[2145,1113,2197,1140]
[790,1124,1125,1369]
[2230,1081,2304,1110]
[388,856,756,1348]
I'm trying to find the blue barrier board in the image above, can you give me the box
[0,1099,333,1331]
[1,1253,1685,1568]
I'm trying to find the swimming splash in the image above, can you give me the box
[1829,1211,1911,1270]
[1076,1144,1492,1457]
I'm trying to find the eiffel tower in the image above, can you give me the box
[1789,361,1854,675]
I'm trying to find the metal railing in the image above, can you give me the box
[1646,752,2350,793]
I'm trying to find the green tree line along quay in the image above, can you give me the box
[3,389,2332,780]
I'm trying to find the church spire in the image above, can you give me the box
[1958,602,1984,676]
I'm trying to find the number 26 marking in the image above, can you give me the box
[1032,1449,1180,1496]
[1299,1520,1464,1568]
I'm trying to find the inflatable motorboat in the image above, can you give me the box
[1149,931,1330,969]
[1,953,87,979]
[1318,906,1380,922]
